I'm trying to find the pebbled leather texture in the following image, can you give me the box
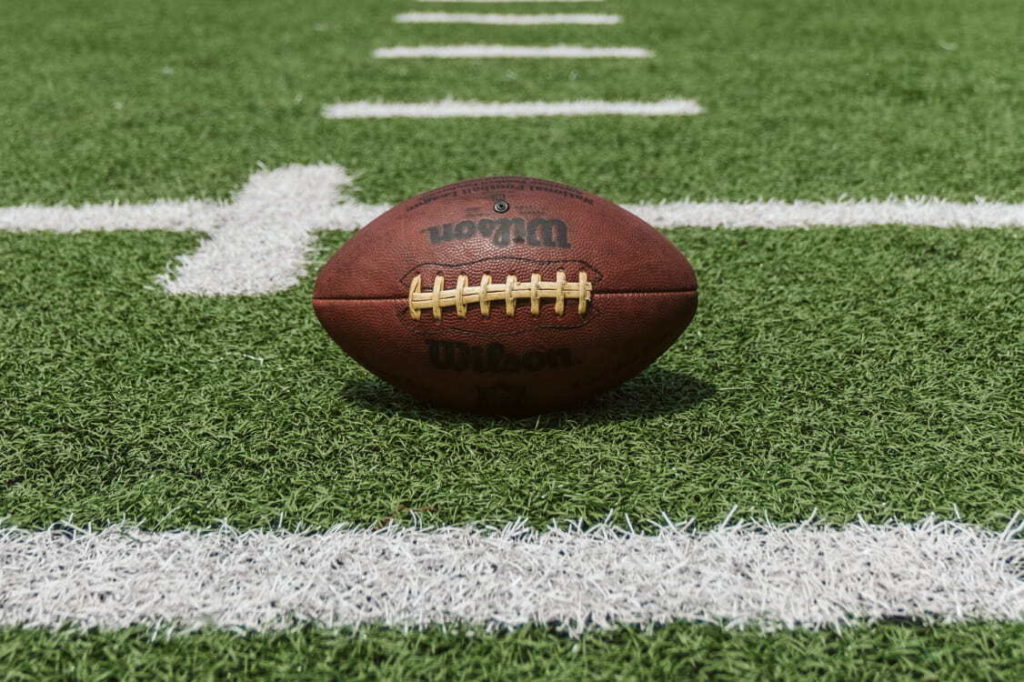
[313,177,698,415]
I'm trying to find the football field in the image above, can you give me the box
[2,0,1023,678]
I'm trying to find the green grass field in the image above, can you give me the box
[3,227,1023,531]
[4,623,1024,681]
[2,0,1023,679]
[2,0,1023,205]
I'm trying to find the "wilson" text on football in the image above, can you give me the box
[427,340,572,372]
[424,218,571,248]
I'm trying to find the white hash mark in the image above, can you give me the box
[373,45,653,59]
[394,12,621,25]
[321,99,703,119]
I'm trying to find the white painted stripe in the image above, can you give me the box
[374,45,653,59]
[0,191,383,239]
[3,187,1022,237]
[0,200,222,233]
[2,517,1022,632]
[395,12,620,25]
[155,165,356,296]
[624,198,1024,229]
[3,165,1023,296]
[322,99,703,119]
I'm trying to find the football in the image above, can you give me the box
[313,177,698,415]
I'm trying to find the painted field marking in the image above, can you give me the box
[624,198,1024,229]
[322,99,704,119]
[2,517,1022,632]
[0,165,381,296]
[395,12,621,25]
[3,164,1023,295]
[0,200,219,233]
[155,165,353,296]
[373,45,653,59]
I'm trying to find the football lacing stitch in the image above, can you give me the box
[408,270,591,320]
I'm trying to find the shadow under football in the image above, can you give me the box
[339,366,716,427]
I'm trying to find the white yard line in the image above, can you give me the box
[0,200,222,233]
[3,164,1023,295]
[395,12,621,25]
[1,517,1022,632]
[624,197,1024,229]
[154,165,353,296]
[322,99,703,118]
[373,45,653,59]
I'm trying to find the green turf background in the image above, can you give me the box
[1,0,1022,205]
[3,623,1024,681]
[3,227,1022,531]
[3,0,1024,677]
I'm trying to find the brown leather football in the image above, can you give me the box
[313,177,697,415]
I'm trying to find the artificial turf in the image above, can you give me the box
[0,0,1022,206]
[3,622,1024,681]
[2,226,1022,531]
[3,0,1024,677]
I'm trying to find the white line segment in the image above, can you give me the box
[3,164,1023,295]
[2,517,1022,632]
[155,165,358,296]
[373,45,653,59]
[624,198,1024,229]
[0,200,222,233]
[322,99,704,119]
[395,12,621,25]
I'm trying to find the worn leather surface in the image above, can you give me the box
[313,177,698,415]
